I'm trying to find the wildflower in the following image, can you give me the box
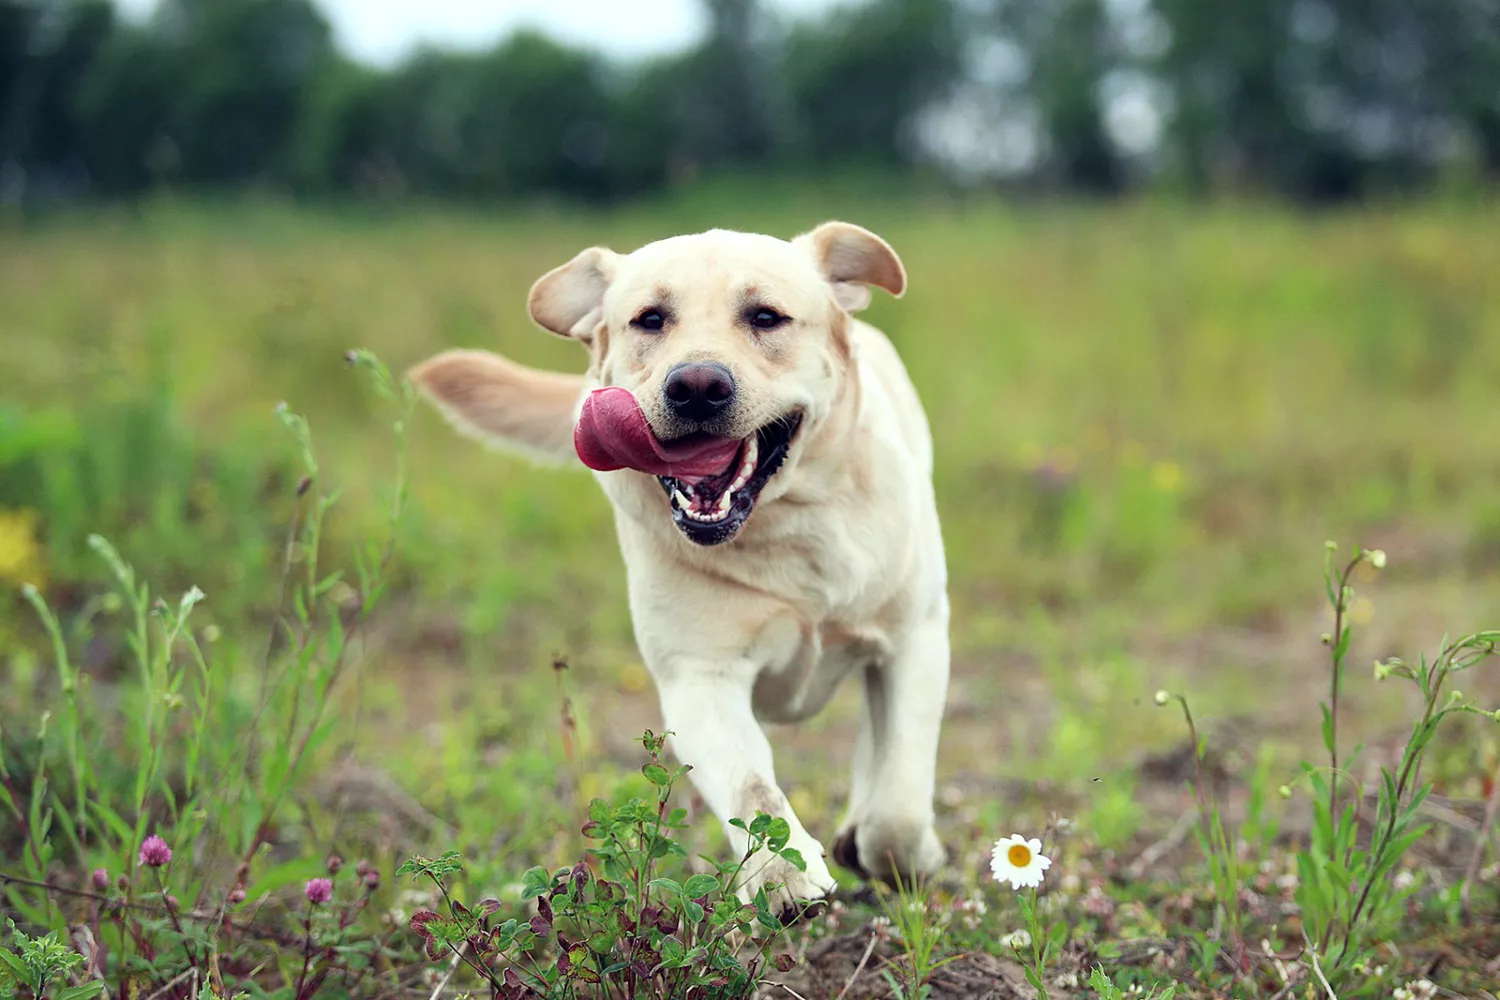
[1392,870,1416,891]
[990,834,1051,890]
[1154,690,1170,706]
[1001,928,1032,949]
[305,878,333,904]
[92,868,110,891]
[139,835,172,867]
[1366,549,1387,569]
[0,508,47,589]
[1149,460,1182,493]
[1394,980,1436,1000]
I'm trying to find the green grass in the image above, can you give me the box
[2,194,1499,998]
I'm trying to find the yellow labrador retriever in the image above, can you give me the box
[409,223,949,915]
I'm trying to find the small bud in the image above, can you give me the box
[203,624,222,644]
[228,887,247,905]
[117,875,129,891]
[1278,785,1293,800]
[326,854,344,875]
[296,475,313,497]
[165,894,179,911]
[363,869,381,891]
[1446,690,1465,708]
[1366,549,1387,569]
[1325,540,1338,551]
[92,868,110,891]
[344,350,359,365]
[1153,690,1170,706]
[101,593,122,613]
[1320,632,1333,645]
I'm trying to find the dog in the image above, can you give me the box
[409,222,950,915]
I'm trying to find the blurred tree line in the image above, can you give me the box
[1,0,1496,204]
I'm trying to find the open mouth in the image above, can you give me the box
[656,414,802,545]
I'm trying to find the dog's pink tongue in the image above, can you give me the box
[574,387,741,478]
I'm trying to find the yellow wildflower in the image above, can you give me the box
[1150,461,1183,493]
[0,508,47,590]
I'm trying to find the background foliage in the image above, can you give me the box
[2,0,1499,204]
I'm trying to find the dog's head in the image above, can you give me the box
[547,223,904,545]
[418,222,905,547]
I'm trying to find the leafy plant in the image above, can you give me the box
[1296,548,1499,978]
[1088,964,1176,1000]
[0,352,418,998]
[0,919,103,1000]
[399,730,811,999]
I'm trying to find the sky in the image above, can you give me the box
[113,0,842,65]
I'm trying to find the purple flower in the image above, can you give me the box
[92,868,110,891]
[304,877,333,905]
[139,835,173,868]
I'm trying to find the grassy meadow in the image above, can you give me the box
[2,193,1499,998]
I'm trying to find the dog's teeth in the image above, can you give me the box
[718,491,733,512]
[673,489,691,509]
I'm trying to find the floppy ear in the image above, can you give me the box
[527,246,619,340]
[794,221,907,313]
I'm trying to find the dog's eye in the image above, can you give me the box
[632,309,666,332]
[748,308,789,331]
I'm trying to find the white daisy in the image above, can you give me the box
[990,834,1052,890]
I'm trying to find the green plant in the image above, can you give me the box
[0,919,103,1000]
[873,869,958,1000]
[0,352,419,998]
[1154,688,1245,980]
[1295,546,1499,979]
[1088,965,1176,1000]
[399,730,810,999]
[1165,542,1500,994]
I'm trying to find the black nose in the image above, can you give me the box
[663,362,736,422]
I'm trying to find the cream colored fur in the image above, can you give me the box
[409,223,950,917]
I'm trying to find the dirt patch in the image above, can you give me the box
[763,928,1033,1000]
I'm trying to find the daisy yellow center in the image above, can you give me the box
[1007,843,1032,867]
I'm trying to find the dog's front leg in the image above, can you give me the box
[656,666,837,918]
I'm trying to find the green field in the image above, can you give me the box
[2,197,1499,998]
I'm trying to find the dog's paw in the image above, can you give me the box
[831,813,946,886]
[736,846,837,927]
